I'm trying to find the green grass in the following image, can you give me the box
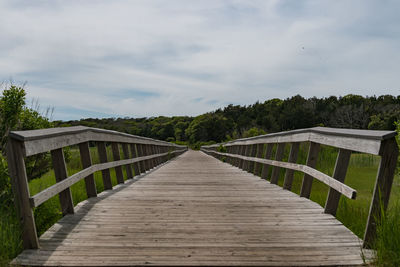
[374,201,400,267]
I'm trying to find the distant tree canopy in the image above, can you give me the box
[57,94,400,145]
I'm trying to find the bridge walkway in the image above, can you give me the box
[13,150,366,266]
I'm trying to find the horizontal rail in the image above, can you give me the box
[10,126,185,157]
[202,127,396,155]
[7,126,188,250]
[202,149,356,199]
[201,126,398,248]
[30,149,185,207]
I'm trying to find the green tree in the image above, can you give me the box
[0,85,26,150]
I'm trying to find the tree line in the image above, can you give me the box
[58,94,400,146]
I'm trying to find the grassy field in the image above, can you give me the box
[1,144,399,266]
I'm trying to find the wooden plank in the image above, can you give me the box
[6,138,39,249]
[363,137,399,247]
[79,142,97,198]
[51,148,74,215]
[261,143,274,180]
[283,142,300,190]
[324,149,351,215]
[96,141,113,190]
[270,143,286,184]
[12,150,366,267]
[300,142,320,198]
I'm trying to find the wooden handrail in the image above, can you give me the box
[7,126,188,249]
[9,126,183,157]
[204,150,356,199]
[202,126,396,155]
[201,126,398,248]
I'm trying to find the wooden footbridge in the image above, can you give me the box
[7,126,398,266]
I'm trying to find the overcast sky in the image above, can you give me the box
[0,0,399,120]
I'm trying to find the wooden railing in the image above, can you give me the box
[6,126,187,249]
[201,126,398,248]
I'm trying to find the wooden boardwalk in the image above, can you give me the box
[13,150,367,266]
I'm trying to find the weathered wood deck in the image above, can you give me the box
[13,150,367,266]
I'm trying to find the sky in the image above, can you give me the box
[0,0,399,120]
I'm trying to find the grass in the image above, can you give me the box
[0,143,399,266]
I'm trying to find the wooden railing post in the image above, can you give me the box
[225,146,232,164]
[248,144,257,173]
[324,149,351,215]
[300,142,320,198]
[96,141,113,190]
[243,145,251,171]
[254,144,264,176]
[238,145,246,169]
[7,138,39,249]
[137,144,146,172]
[363,137,399,247]
[79,142,97,198]
[270,143,286,184]
[149,145,156,169]
[261,143,274,180]
[122,143,134,179]
[51,148,74,215]
[233,145,240,167]
[130,144,141,175]
[283,142,300,190]
[154,145,161,166]
[111,143,124,184]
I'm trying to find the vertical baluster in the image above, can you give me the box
[79,142,97,198]
[364,137,399,247]
[225,146,231,164]
[97,141,113,190]
[270,143,286,184]
[283,142,300,190]
[254,144,264,176]
[231,146,236,165]
[261,143,274,180]
[137,144,146,172]
[111,143,124,184]
[148,145,156,169]
[154,145,160,165]
[122,143,134,179]
[247,144,257,173]
[324,149,351,215]
[7,138,39,249]
[238,145,246,169]
[51,148,74,215]
[243,145,251,171]
[130,144,141,176]
[300,142,320,198]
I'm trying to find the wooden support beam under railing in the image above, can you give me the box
[79,142,97,198]
[97,141,113,190]
[51,148,74,215]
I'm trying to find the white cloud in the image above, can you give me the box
[0,0,399,120]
